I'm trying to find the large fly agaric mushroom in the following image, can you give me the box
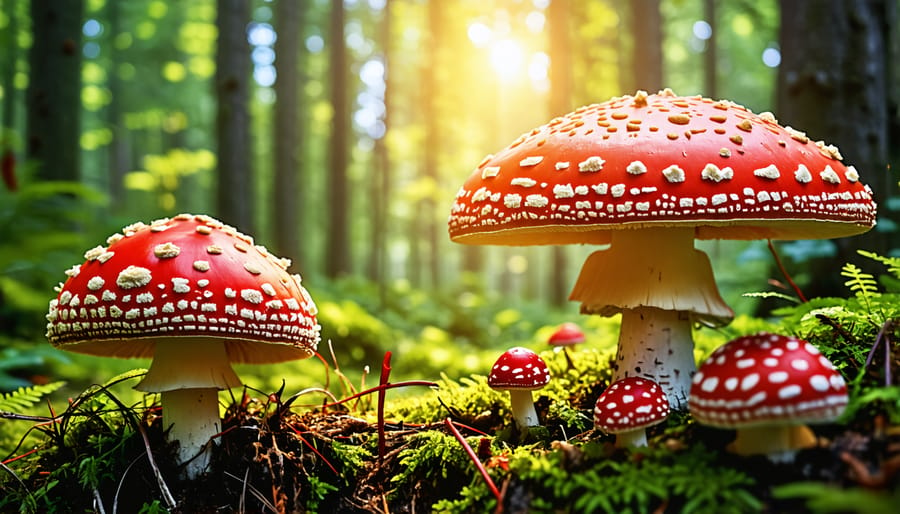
[488,347,551,429]
[448,90,876,409]
[689,333,848,462]
[45,214,320,478]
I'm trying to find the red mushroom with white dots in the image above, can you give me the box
[45,214,320,478]
[688,333,848,462]
[449,90,876,409]
[594,376,670,447]
[488,347,551,429]
[548,322,585,370]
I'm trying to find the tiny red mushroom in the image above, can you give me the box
[594,376,670,447]
[548,322,585,369]
[449,90,876,409]
[488,347,551,429]
[688,333,848,462]
[45,214,320,478]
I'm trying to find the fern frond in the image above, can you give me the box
[857,249,900,279]
[841,263,880,297]
[0,381,65,411]
[742,291,802,304]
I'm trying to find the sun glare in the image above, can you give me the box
[490,39,524,81]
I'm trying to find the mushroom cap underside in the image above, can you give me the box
[46,214,320,363]
[449,91,876,245]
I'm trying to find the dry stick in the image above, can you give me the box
[767,239,808,302]
[136,422,176,510]
[377,351,392,465]
[444,417,503,511]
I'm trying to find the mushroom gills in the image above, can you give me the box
[136,337,242,392]
[729,424,817,463]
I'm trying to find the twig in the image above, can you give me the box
[287,425,339,475]
[865,319,896,387]
[223,471,278,513]
[136,422,176,510]
[767,239,807,303]
[444,417,503,512]
[378,352,392,465]
[93,487,108,514]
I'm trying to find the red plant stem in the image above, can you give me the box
[767,239,808,303]
[323,380,437,408]
[1,446,40,466]
[444,417,503,509]
[377,351,391,464]
[288,425,339,475]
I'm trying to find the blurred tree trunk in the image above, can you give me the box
[368,1,392,294]
[215,0,254,232]
[629,0,663,93]
[2,0,18,133]
[702,0,718,98]
[26,0,83,182]
[273,0,306,265]
[776,0,894,299]
[106,0,130,211]
[548,0,573,306]
[326,0,351,278]
[418,0,442,288]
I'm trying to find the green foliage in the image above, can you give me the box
[0,381,64,411]
[436,443,761,513]
[772,481,900,514]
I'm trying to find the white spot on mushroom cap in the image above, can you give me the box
[116,266,152,289]
[578,156,605,172]
[661,165,685,183]
[520,156,544,167]
[153,242,181,258]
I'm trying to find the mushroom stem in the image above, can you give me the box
[730,424,817,463]
[161,387,221,478]
[615,429,648,448]
[507,389,540,428]
[570,226,733,410]
[136,338,241,478]
[617,307,695,409]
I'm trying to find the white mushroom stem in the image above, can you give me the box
[135,338,242,479]
[161,387,221,478]
[730,424,817,463]
[617,307,695,408]
[507,389,540,428]
[614,429,648,448]
[570,226,733,410]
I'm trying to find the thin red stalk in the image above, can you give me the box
[1,447,40,466]
[767,239,808,302]
[377,351,392,464]
[324,380,436,408]
[288,425,339,475]
[444,417,503,509]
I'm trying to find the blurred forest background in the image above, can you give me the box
[0,0,898,395]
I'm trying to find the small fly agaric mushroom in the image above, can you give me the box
[548,322,585,370]
[449,90,876,409]
[45,214,320,478]
[594,376,670,447]
[689,333,848,462]
[488,347,551,429]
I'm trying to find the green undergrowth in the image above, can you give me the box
[1,251,899,512]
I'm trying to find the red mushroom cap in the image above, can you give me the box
[593,377,670,433]
[688,333,848,427]
[449,90,876,245]
[45,214,320,363]
[548,322,586,347]
[487,347,551,390]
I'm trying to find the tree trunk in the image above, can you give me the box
[776,0,894,299]
[368,1,392,299]
[548,0,573,306]
[629,0,663,93]
[702,0,718,98]
[215,0,254,233]
[106,0,130,211]
[26,0,83,182]
[273,0,305,265]
[325,0,351,278]
[420,0,442,288]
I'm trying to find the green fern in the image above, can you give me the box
[0,381,65,412]
[840,263,880,311]
[857,249,900,279]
